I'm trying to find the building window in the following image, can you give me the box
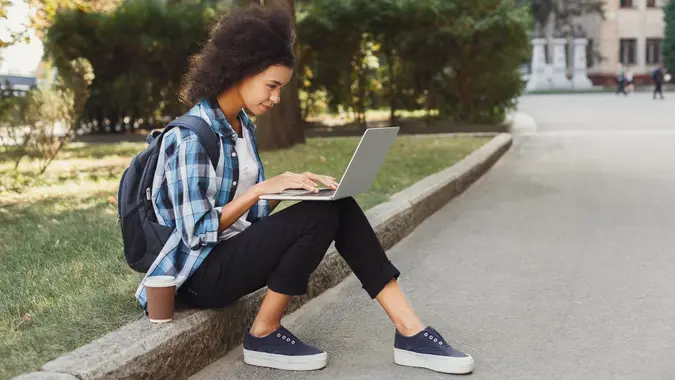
[586,39,594,68]
[648,0,668,7]
[647,0,668,8]
[646,38,663,64]
[619,39,637,65]
[620,0,633,8]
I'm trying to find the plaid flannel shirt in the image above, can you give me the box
[135,98,269,310]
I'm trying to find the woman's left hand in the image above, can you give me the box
[301,172,339,190]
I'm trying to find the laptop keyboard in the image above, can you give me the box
[292,188,335,197]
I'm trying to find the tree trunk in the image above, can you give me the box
[384,49,398,125]
[255,70,305,151]
[300,93,312,122]
[356,68,366,126]
[254,0,305,151]
[424,90,433,127]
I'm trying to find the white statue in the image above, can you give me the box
[525,38,551,91]
[571,38,593,89]
[550,37,571,89]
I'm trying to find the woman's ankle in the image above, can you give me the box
[395,320,426,337]
[249,322,281,338]
[249,289,290,338]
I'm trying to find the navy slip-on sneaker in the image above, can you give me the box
[243,326,327,371]
[394,326,474,374]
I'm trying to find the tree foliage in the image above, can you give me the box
[298,0,531,124]
[42,0,530,137]
[27,0,123,37]
[0,0,30,49]
[45,0,219,132]
[521,0,604,35]
[664,0,675,75]
[0,58,93,179]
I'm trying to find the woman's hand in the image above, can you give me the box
[300,172,338,190]
[255,171,326,195]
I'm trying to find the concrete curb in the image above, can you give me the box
[12,373,78,380]
[20,133,512,380]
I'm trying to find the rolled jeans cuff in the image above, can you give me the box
[363,260,401,299]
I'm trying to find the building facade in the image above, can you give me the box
[581,0,667,86]
[0,75,37,96]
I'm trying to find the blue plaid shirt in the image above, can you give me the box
[135,99,269,310]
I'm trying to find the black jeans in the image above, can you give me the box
[654,83,664,99]
[177,197,400,308]
[616,81,627,95]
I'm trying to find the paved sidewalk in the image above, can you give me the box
[193,93,675,379]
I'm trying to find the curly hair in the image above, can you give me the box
[180,4,296,105]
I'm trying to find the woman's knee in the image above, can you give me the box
[295,201,339,235]
[335,196,358,208]
[334,196,366,216]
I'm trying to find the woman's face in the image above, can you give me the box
[239,64,293,115]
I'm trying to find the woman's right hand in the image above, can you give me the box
[255,171,320,195]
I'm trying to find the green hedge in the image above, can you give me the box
[46,0,218,132]
[296,0,531,124]
[45,0,531,132]
[664,0,675,77]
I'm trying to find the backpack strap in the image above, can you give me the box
[167,115,220,169]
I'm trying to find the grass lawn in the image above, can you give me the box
[0,134,489,379]
[305,108,439,126]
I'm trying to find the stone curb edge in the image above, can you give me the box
[16,133,512,380]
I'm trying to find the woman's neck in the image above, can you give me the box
[215,90,244,135]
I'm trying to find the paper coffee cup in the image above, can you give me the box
[145,276,176,323]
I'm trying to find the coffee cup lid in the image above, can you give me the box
[145,275,177,288]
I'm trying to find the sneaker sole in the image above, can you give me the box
[394,348,474,374]
[243,349,328,371]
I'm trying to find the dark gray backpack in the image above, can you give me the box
[117,115,220,273]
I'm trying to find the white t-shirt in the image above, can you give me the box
[219,125,260,240]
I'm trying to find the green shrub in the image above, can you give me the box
[297,0,531,124]
[46,0,220,132]
[664,0,675,78]
[45,0,530,131]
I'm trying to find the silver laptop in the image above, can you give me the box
[260,127,400,201]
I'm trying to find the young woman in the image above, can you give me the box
[135,4,473,375]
